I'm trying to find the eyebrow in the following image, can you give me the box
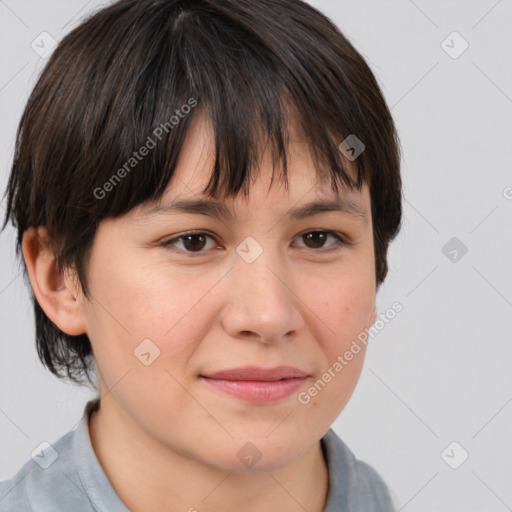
[141,197,367,223]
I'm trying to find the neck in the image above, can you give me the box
[88,399,329,512]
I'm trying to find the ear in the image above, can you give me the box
[22,226,87,336]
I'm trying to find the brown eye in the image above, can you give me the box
[303,231,328,249]
[296,230,346,251]
[163,232,217,254]
[181,234,207,252]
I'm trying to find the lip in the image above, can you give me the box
[200,366,309,404]
[201,365,309,381]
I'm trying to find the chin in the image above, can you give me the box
[204,432,310,474]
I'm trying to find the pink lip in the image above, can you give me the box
[200,366,309,404]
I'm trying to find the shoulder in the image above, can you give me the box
[321,428,396,512]
[0,425,93,512]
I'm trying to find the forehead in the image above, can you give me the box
[140,106,365,211]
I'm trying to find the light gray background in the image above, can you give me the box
[1,1,511,510]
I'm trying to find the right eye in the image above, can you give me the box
[162,231,219,256]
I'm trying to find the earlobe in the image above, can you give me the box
[21,226,87,336]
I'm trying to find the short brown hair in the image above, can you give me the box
[2,0,402,385]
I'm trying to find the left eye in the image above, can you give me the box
[163,230,347,255]
[294,231,346,250]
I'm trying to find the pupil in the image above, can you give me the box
[184,234,206,251]
[305,232,326,248]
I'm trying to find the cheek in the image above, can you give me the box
[293,264,374,413]
[301,265,375,353]
[83,255,224,379]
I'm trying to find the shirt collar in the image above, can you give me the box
[74,399,130,512]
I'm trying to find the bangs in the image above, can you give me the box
[68,0,369,221]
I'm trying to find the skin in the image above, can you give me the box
[22,108,377,512]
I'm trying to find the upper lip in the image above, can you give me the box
[201,365,309,381]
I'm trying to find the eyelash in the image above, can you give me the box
[162,230,351,257]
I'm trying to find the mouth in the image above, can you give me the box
[200,366,309,403]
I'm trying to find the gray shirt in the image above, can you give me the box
[0,400,396,511]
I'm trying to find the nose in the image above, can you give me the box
[220,247,304,345]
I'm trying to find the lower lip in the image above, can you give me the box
[201,377,307,403]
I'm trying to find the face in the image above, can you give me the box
[78,108,377,472]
